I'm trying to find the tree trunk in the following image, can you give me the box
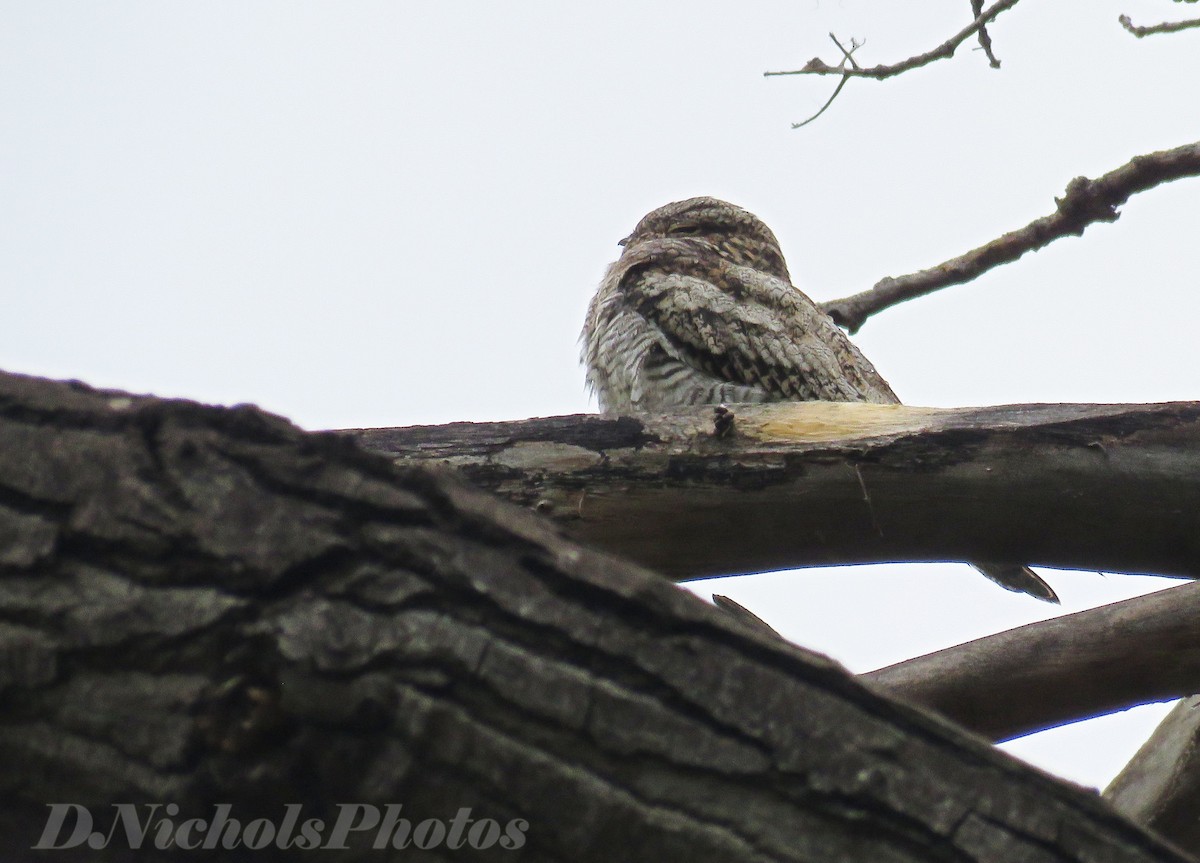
[0,370,1188,861]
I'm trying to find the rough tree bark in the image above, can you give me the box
[0,368,1190,862]
[353,402,1200,768]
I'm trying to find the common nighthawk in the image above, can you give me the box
[582,196,1057,602]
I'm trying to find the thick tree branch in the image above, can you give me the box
[370,404,1200,741]
[865,582,1200,742]
[0,368,1188,861]
[764,0,1020,82]
[821,141,1200,333]
[354,400,1200,583]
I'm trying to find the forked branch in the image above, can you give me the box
[764,0,1020,83]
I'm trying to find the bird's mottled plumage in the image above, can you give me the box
[584,197,897,412]
[582,196,1057,602]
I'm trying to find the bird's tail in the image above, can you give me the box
[971,562,1059,603]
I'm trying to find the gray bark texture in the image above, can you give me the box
[0,369,1191,862]
[352,400,1200,580]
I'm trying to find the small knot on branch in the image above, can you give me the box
[713,405,736,438]
[823,302,864,334]
[1054,176,1122,234]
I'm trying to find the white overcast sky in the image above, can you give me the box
[3,2,1198,789]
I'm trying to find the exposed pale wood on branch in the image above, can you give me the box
[358,402,1200,746]
[352,399,1200,583]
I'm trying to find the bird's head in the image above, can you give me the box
[619,197,791,281]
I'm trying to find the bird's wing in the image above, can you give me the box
[626,261,899,404]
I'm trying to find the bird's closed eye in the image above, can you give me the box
[671,224,703,236]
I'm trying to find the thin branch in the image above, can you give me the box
[828,33,862,70]
[864,582,1200,742]
[972,0,1003,66]
[790,34,862,129]
[790,76,851,130]
[822,140,1200,333]
[764,0,1021,82]
[1119,13,1200,37]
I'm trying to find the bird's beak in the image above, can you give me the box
[617,235,631,247]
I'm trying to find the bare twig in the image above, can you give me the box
[822,141,1200,333]
[790,34,862,129]
[1119,13,1200,37]
[764,0,1021,82]
[971,0,1002,66]
[790,77,851,130]
[828,33,862,71]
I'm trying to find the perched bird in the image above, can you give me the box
[582,196,1057,602]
